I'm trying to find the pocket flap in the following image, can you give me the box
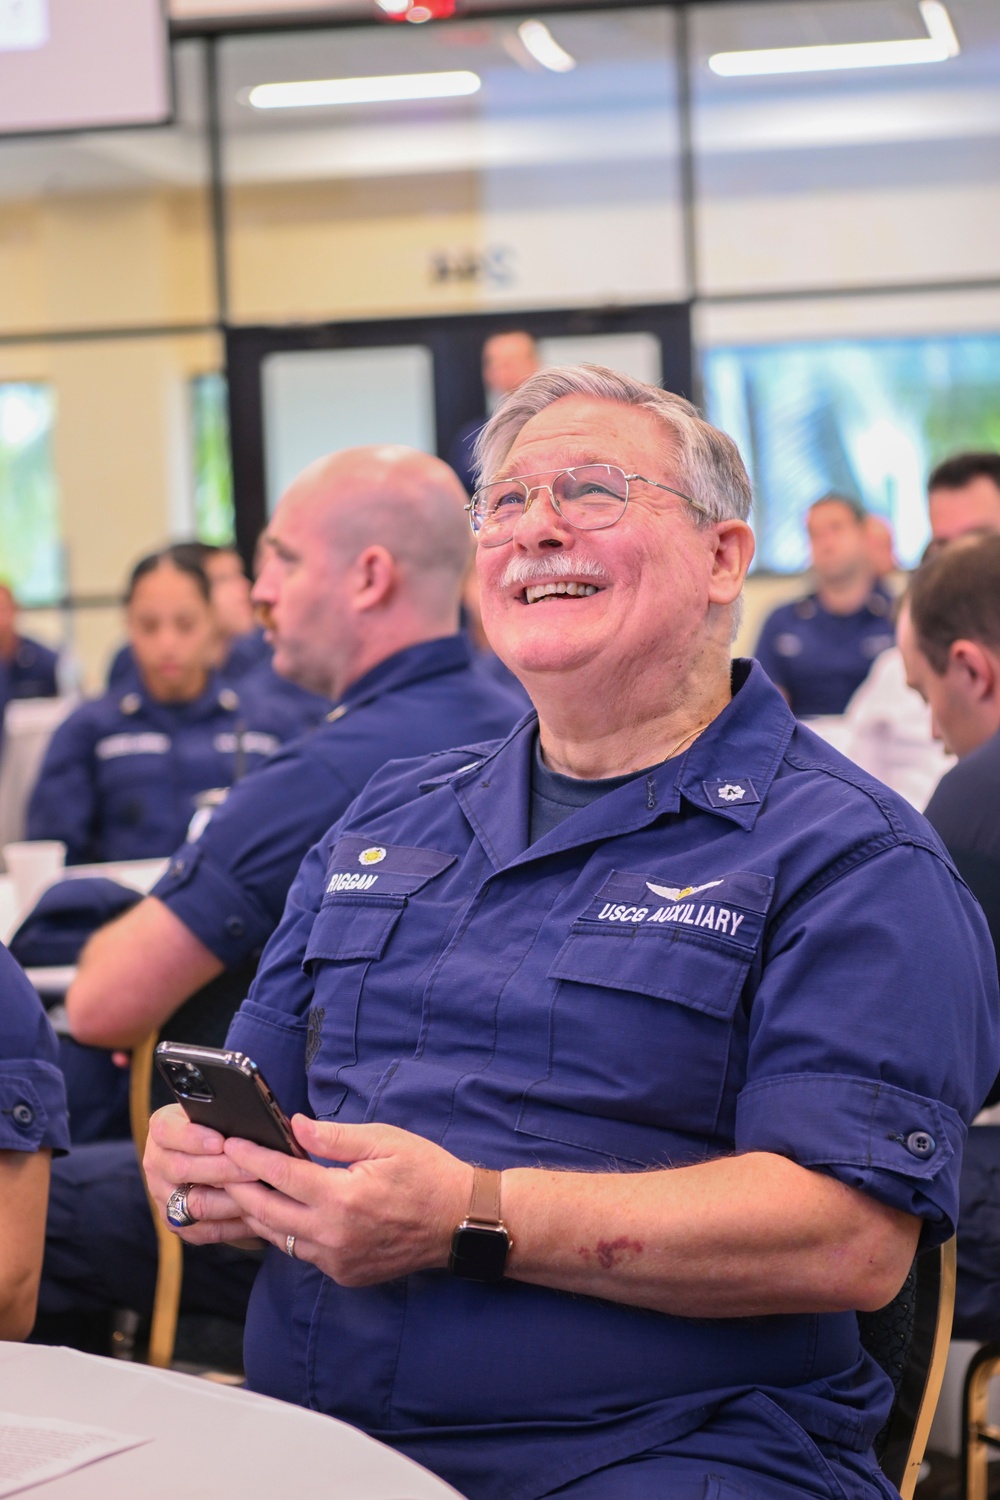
[549,927,750,1020]
[304,898,404,965]
[323,837,455,898]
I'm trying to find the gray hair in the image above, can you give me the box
[473,363,753,527]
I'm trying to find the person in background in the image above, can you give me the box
[145,366,995,1500]
[755,493,895,717]
[898,533,1000,1337]
[839,451,1000,808]
[863,514,898,585]
[108,542,267,689]
[26,549,288,865]
[0,582,59,712]
[0,944,68,1339]
[926,451,1000,551]
[901,535,1000,966]
[447,330,540,495]
[35,445,524,1344]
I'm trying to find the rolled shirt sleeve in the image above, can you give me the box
[152,748,355,968]
[736,838,998,1241]
[0,945,70,1154]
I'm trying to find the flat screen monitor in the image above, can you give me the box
[0,0,171,136]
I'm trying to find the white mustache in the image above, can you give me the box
[498,555,610,590]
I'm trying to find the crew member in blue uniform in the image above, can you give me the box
[35,445,523,1336]
[446,329,540,494]
[146,368,998,1500]
[755,494,895,717]
[0,582,59,713]
[110,544,330,739]
[0,942,69,1338]
[27,549,285,865]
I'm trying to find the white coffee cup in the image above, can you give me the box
[3,840,67,918]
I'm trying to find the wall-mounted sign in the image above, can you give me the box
[429,247,516,288]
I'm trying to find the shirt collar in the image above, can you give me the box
[451,658,795,869]
[335,635,474,717]
[673,658,795,830]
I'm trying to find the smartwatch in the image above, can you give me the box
[448,1166,511,1283]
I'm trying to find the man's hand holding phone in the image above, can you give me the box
[143,1104,264,1247]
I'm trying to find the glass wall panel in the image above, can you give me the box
[219,9,685,323]
[0,383,60,605]
[192,373,235,544]
[261,344,435,508]
[0,331,223,688]
[703,331,1000,573]
[0,40,215,335]
[690,0,1000,295]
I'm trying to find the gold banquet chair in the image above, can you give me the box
[859,1238,956,1499]
[129,1030,184,1368]
[961,1342,1000,1500]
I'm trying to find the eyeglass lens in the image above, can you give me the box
[472,465,628,541]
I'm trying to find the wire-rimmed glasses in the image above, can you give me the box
[466,464,707,546]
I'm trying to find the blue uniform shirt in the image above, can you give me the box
[0,635,59,710]
[228,659,998,1500]
[153,636,525,970]
[26,675,287,865]
[0,942,69,1155]
[755,585,895,717]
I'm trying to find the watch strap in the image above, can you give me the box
[466,1166,502,1227]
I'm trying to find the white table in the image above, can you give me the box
[0,1345,464,1499]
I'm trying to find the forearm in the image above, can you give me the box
[501,1151,920,1317]
[67,898,224,1048]
[0,1151,51,1340]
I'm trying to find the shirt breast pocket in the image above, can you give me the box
[302,895,406,1115]
[517,876,771,1163]
[302,840,456,1116]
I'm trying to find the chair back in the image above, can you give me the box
[130,1031,184,1368]
[859,1238,956,1499]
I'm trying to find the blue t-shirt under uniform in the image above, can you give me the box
[226,658,998,1500]
[755,585,895,717]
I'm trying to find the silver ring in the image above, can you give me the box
[166,1184,198,1229]
[285,1234,296,1259]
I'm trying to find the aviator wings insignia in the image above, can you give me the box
[645,879,724,902]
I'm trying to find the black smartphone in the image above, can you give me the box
[154,1042,309,1159]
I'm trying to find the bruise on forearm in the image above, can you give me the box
[577,1236,645,1271]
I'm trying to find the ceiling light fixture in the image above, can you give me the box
[374,0,455,21]
[516,20,577,73]
[709,0,959,77]
[245,70,481,109]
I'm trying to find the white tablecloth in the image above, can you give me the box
[0,1345,464,1499]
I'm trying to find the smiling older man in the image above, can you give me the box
[145,367,998,1500]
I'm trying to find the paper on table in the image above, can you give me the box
[0,1411,149,1497]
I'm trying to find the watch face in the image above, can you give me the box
[449,1224,509,1282]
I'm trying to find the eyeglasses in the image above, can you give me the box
[466,464,709,547]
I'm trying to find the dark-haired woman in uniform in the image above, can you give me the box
[26,551,288,865]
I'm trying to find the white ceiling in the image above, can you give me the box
[0,2,996,199]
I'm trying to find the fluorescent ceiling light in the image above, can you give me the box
[245,71,481,110]
[516,19,576,73]
[709,0,959,77]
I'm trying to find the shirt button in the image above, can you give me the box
[225,916,245,937]
[905,1131,935,1159]
[12,1103,35,1128]
[170,859,185,877]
